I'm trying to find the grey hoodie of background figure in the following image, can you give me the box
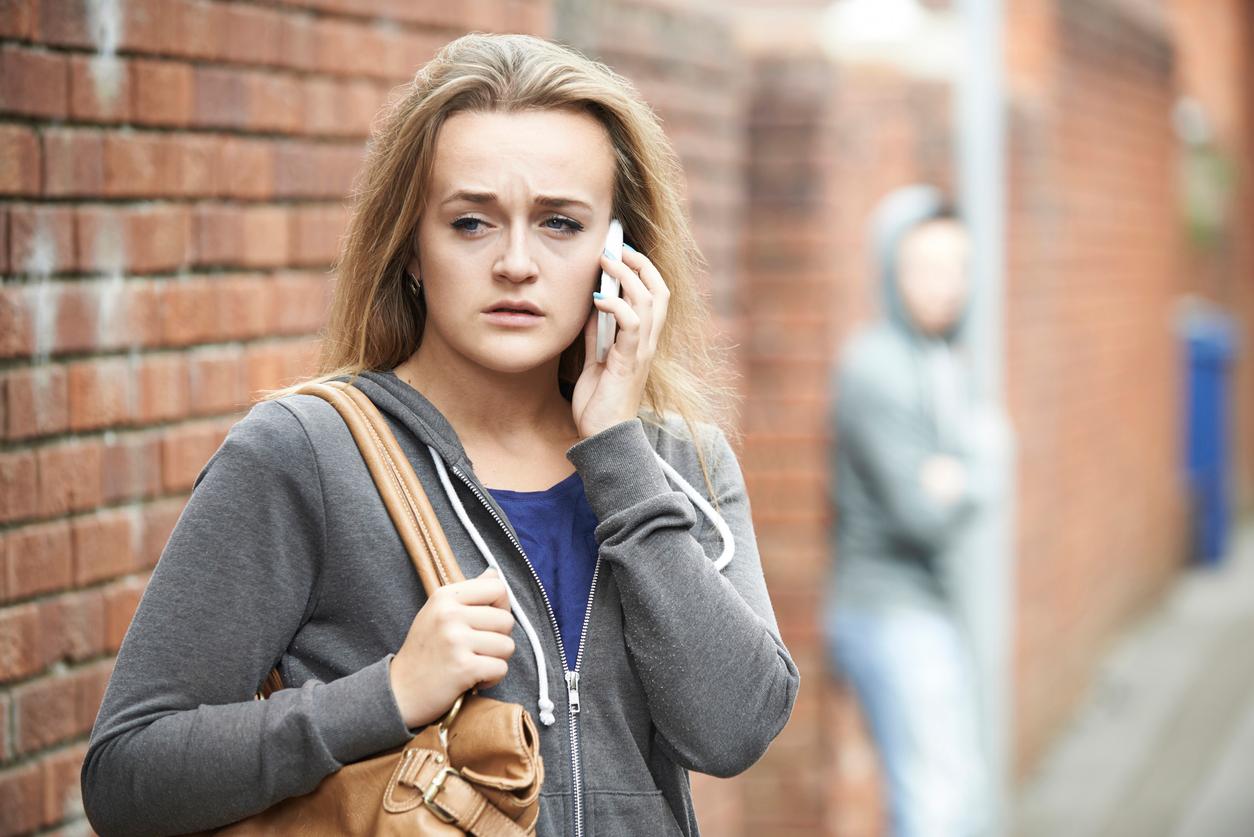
[826,185,995,614]
[81,369,799,837]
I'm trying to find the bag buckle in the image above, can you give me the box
[422,765,461,824]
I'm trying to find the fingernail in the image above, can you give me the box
[602,247,616,260]
[623,242,637,253]
[593,291,604,300]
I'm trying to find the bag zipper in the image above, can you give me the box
[451,465,601,837]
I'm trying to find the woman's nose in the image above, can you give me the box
[494,227,539,282]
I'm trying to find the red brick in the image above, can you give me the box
[103,131,181,198]
[0,44,70,119]
[0,0,35,39]
[289,203,347,266]
[9,203,76,276]
[240,205,289,268]
[0,124,41,195]
[0,451,37,523]
[158,276,219,345]
[179,132,224,196]
[119,0,185,54]
[68,357,133,431]
[42,128,104,197]
[179,0,225,62]
[0,762,44,836]
[71,510,136,585]
[4,520,73,601]
[134,352,189,423]
[217,274,276,340]
[187,346,245,416]
[36,439,103,516]
[34,0,94,48]
[219,3,282,66]
[272,272,330,335]
[101,433,162,503]
[0,285,35,358]
[128,205,191,273]
[13,663,105,755]
[247,72,303,134]
[161,419,230,492]
[77,204,192,275]
[4,363,69,440]
[13,672,80,755]
[103,575,147,651]
[192,204,241,266]
[193,65,249,129]
[51,281,100,354]
[0,603,42,683]
[0,692,8,759]
[220,137,275,199]
[130,57,193,127]
[46,588,107,663]
[40,741,89,828]
[68,52,130,122]
[278,11,317,72]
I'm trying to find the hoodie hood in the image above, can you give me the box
[870,184,972,345]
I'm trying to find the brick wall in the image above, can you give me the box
[1007,0,1191,767]
[0,2,546,834]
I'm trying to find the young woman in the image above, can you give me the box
[82,32,799,837]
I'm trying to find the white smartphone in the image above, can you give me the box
[595,218,625,363]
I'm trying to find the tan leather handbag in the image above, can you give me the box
[202,379,544,836]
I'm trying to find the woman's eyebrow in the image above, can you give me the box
[440,189,592,211]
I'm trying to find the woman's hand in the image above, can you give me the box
[388,568,516,730]
[572,244,671,439]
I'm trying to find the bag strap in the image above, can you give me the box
[295,379,466,594]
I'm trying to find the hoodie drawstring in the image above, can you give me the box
[425,445,734,727]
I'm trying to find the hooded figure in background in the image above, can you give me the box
[822,184,1011,837]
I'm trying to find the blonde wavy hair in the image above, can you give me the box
[263,32,738,491]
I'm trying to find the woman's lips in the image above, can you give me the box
[483,310,544,327]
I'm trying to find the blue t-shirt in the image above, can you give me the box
[487,471,599,671]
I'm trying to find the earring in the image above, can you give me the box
[407,270,423,295]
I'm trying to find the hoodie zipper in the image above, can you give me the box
[451,465,600,837]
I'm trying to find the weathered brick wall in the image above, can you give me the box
[1007,0,1190,768]
[1168,0,1254,512]
[0,2,546,834]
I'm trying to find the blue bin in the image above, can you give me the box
[1183,312,1236,565]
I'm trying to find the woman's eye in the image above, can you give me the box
[451,217,486,233]
[543,216,584,234]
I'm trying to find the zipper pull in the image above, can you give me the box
[565,670,581,715]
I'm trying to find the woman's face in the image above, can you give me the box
[409,108,617,376]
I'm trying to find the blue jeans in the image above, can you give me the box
[824,605,990,837]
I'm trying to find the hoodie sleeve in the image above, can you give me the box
[833,357,978,552]
[81,399,413,837]
[567,418,800,778]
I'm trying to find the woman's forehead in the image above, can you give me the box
[429,109,615,203]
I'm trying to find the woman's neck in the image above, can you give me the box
[393,342,576,448]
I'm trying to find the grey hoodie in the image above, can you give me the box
[826,185,989,613]
[80,368,799,836]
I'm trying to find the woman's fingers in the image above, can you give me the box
[448,571,510,609]
[620,246,669,351]
[463,604,516,635]
[467,629,516,660]
[600,250,653,351]
[592,292,640,361]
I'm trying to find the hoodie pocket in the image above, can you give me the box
[589,789,684,837]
